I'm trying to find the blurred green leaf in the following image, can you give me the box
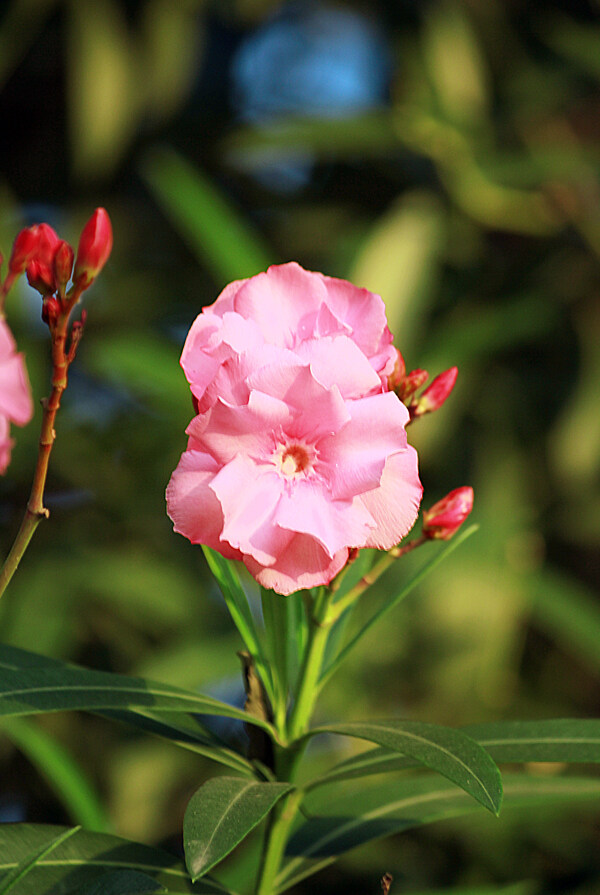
[140,147,272,285]
[531,570,600,676]
[67,0,140,178]
[350,191,446,351]
[184,778,292,879]
[305,719,502,815]
[84,332,191,421]
[0,824,230,894]
[280,773,600,878]
[71,869,167,894]
[0,717,110,832]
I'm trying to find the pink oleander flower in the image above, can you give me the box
[167,263,422,595]
[0,319,33,473]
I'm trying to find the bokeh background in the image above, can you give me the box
[1,1,600,893]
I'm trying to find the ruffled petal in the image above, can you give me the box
[245,534,349,595]
[360,446,423,549]
[166,449,241,559]
[318,392,410,500]
[234,263,327,347]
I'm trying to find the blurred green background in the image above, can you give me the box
[1,0,599,893]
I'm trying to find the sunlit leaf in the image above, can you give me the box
[184,778,292,879]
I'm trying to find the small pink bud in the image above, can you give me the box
[8,226,40,276]
[53,240,74,293]
[74,208,113,287]
[396,368,428,403]
[24,223,62,295]
[410,366,458,418]
[422,486,474,540]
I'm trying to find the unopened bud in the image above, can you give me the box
[74,208,113,287]
[422,486,474,540]
[410,366,458,418]
[396,368,428,403]
[8,226,40,276]
[53,240,74,293]
[41,295,62,328]
[387,349,406,392]
[27,258,56,296]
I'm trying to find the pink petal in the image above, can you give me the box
[234,263,327,347]
[360,447,423,549]
[295,334,382,398]
[245,534,349,595]
[166,449,241,559]
[188,391,289,465]
[275,479,375,557]
[0,321,33,426]
[318,392,410,500]
[319,273,392,359]
[210,454,284,565]
[0,416,13,474]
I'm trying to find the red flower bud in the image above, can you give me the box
[41,295,62,328]
[53,240,74,293]
[422,486,474,540]
[395,368,428,403]
[74,208,113,287]
[26,258,56,296]
[410,366,458,418]
[387,349,406,391]
[8,226,40,276]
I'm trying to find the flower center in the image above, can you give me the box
[273,442,314,478]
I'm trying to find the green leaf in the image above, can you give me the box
[140,146,272,285]
[184,778,293,880]
[277,773,600,887]
[71,869,167,894]
[0,824,231,894]
[0,644,257,774]
[308,718,600,789]
[202,549,274,706]
[307,719,502,815]
[0,718,110,832]
[0,826,79,895]
[0,644,277,739]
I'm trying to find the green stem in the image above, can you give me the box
[287,590,334,742]
[255,787,304,895]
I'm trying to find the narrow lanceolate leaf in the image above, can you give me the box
[306,718,600,790]
[0,645,258,775]
[184,778,293,880]
[0,824,232,894]
[277,773,600,888]
[0,658,276,738]
[307,720,502,815]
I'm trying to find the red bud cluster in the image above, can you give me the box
[422,486,474,540]
[389,351,458,423]
[3,208,112,328]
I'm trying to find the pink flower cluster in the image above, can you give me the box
[167,263,422,594]
[0,319,33,473]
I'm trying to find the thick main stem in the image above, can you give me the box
[255,788,304,895]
